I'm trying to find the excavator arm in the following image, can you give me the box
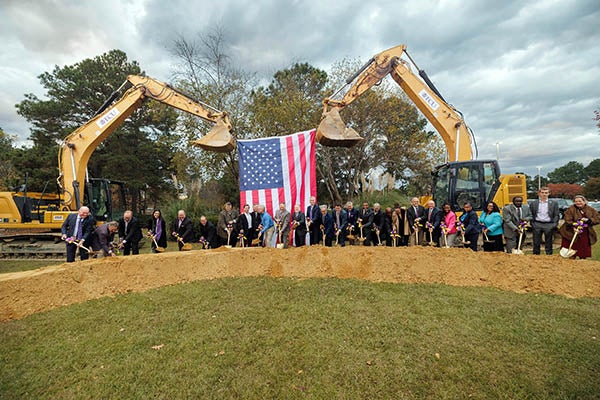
[58,75,234,211]
[317,44,475,162]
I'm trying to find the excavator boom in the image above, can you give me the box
[317,44,474,162]
[58,75,235,211]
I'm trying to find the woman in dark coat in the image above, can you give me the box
[147,209,167,252]
[459,201,481,251]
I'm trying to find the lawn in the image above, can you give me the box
[1,277,599,399]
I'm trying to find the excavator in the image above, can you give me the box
[316,44,526,211]
[0,75,234,258]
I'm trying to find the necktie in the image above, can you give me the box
[415,207,419,217]
[76,217,83,239]
[125,221,129,234]
[336,212,340,226]
[517,207,522,219]
[428,208,432,221]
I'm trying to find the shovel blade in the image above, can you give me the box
[559,247,576,258]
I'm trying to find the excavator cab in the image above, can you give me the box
[191,117,235,153]
[316,106,364,147]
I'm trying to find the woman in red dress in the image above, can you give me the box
[559,195,600,259]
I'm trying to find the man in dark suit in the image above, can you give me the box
[306,196,321,245]
[332,204,348,246]
[198,215,217,249]
[371,203,388,246]
[406,197,425,246]
[238,204,254,247]
[118,210,143,255]
[529,187,560,255]
[171,209,195,250]
[502,196,533,253]
[61,206,95,262]
[251,205,262,246]
[319,205,335,246]
[345,201,359,243]
[291,204,307,246]
[423,200,442,246]
[358,201,374,245]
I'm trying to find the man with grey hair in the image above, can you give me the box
[274,203,291,248]
[319,204,334,246]
[171,209,194,251]
[118,210,143,255]
[61,206,95,262]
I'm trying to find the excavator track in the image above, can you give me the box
[0,231,66,260]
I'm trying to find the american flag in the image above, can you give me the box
[238,129,316,217]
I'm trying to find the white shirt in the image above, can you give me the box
[536,200,550,222]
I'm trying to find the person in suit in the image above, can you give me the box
[529,187,560,255]
[198,215,217,249]
[238,204,254,247]
[358,201,374,245]
[91,221,118,257]
[291,204,307,246]
[459,201,481,251]
[306,196,321,245]
[61,206,95,262]
[344,201,359,244]
[274,203,291,248]
[371,203,387,246]
[502,196,532,253]
[423,200,442,246]
[171,209,194,251]
[117,210,143,255]
[332,204,348,246]
[319,205,335,246]
[147,209,167,253]
[217,202,239,247]
[407,197,425,246]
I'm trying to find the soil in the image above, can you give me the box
[1,246,599,321]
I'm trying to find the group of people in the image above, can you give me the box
[61,187,600,262]
[60,208,144,262]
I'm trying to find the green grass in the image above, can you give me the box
[1,277,599,399]
[0,260,63,274]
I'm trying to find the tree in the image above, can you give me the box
[169,26,257,203]
[0,128,19,190]
[547,183,582,198]
[547,161,586,185]
[583,177,600,200]
[316,59,443,203]
[15,50,179,211]
[584,158,600,179]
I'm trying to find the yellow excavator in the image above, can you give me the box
[316,44,526,211]
[0,75,234,258]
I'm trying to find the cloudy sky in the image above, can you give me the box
[1,0,598,177]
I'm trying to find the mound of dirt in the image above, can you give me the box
[1,246,599,321]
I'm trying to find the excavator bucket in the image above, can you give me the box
[316,107,363,147]
[191,119,236,153]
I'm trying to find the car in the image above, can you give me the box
[589,201,600,212]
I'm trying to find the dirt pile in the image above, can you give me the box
[1,246,599,321]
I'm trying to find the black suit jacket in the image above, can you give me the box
[306,204,321,225]
[147,217,168,247]
[291,211,307,235]
[61,213,95,244]
[238,212,255,240]
[198,221,217,247]
[91,223,115,255]
[171,217,195,243]
[118,217,143,243]
[407,205,425,229]
[358,208,374,229]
